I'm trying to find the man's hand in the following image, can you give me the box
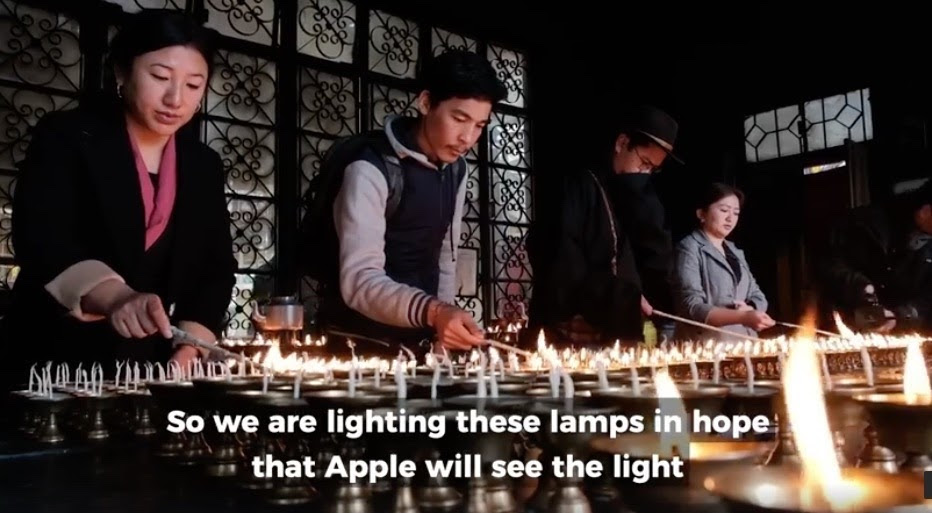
[640,295,653,317]
[741,310,775,332]
[428,300,484,351]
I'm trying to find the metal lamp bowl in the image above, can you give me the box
[430,409,517,463]
[442,394,529,411]
[301,389,393,412]
[506,370,541,381]
[591,432,771,512]
[739,379,782,389]
[449,378,531,397]
[147,381,196,413]
[225,389,293,416]
[191,376,298,395]
[607,370,652,383]
[521,399,620,456]
[832,376,900,389]
[589,385,730,422]
[567,370,601,382]
[27,392,75,413]
[724,386,780,422]
[851,393,932,454]
[591,433,770,468]
[391,398,444,412]
[703,465,931,513]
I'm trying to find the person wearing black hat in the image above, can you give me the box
[525,105,682,347]
[606,105,683,340]
[822,178,932,333]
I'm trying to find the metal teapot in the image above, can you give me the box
[250,296,304,331]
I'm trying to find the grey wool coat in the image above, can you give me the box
[673,230,768,341]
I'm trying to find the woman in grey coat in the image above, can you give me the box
[673,183,775,341]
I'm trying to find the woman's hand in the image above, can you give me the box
[171,321,215,365]
[171,344,201,369]
[733,301,755,312]
[110,291,173,339]
[83,279,172,338]
[741,310,775,332]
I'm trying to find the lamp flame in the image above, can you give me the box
[904,338,931,405]
[653,368,689,457]
[783,337,866,511]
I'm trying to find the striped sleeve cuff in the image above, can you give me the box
[407,292,433,328]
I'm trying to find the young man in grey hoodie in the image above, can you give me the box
[318,50,506,353]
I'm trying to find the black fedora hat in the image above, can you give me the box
[619,104,683,165]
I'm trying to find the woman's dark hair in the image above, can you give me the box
[109,9,216,78]
[420,49,507,105]
[697,182,745,211]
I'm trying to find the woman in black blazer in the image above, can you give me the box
[1,10,235,385]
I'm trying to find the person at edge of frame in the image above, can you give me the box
[822,176,932,335]
[0,9,235,391]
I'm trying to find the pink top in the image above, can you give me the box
[127,130,177,250]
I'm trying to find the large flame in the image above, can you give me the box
[783,338,866,510]
[903,339,932,405]
[796,308,818,340]
[653,368,690,457]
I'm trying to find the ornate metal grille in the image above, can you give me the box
[0,0,82,294]
[0,0,535,337]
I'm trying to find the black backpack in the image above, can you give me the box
[298,130,404,285]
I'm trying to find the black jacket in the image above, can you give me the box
[527,169,643,343]
[2,98,235,374]
[823,202,932,331]
[610,173,675,313]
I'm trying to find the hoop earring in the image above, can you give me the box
[195,103,202,113]
[117,84,124,98]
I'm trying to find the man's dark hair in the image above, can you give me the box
[420,49,507,106]
[109,9,217,79]
[697,182,745,211]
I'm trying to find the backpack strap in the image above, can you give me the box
[362,132,405,220]
[369,140,466,220]
[381,153,404,219]
[375,146,465,220]
[454,158,467,187]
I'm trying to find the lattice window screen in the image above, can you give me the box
[0,0,535,337]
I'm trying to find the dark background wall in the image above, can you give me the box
[521,5,931,325]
